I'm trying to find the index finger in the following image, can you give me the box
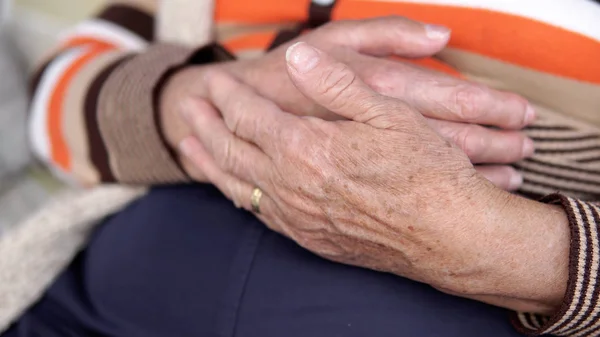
[401,70,536,129]
[322,16,450,58]
[205,70,298,156]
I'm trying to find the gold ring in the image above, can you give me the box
[250,187,263,214]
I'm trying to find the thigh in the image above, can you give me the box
[4,184,527,337]
[5,184,264,337]
[236,229,525,337]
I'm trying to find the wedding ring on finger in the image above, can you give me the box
[250,187,263,214]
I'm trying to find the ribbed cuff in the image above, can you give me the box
[512,194,600,336]
[97,43,195,184]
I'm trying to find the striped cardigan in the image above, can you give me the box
[22,0,600,335]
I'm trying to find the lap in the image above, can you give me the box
[4,184,525,337]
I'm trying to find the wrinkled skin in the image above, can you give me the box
[160,16,535,189]
[179,42,570,315]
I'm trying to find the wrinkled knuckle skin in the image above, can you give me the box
[225,111,243,136]
[229,182,246,210]
[457,125,484,159]
[317,63,357,111]
[300,149,339,194]
[218,138,237,171]
[364,71,391,96]
[453,84,489,122]
[227,95,247,123]
[281,122,312,156]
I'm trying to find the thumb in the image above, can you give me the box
[286,42,416,127]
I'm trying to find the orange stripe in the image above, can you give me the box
[216,0,309,24]
[60,36,117,50]
[47,46,114,171]
[223,31,278,53]
[333,1,600,84]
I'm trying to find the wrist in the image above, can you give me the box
[158,43,237,163]
[456,188,570,314]
[159,65,210,151]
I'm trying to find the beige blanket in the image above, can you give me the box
[0,0,212,330]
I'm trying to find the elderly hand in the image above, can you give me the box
[179,42,570,315]
[161,17,535,189]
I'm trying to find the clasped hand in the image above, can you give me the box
[178,41,570,315]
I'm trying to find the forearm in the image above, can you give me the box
[428,105,600,335]
[439,193,569,314]
[437,187,600,336]
[29,1,230,186]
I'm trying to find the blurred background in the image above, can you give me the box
[7,0,103,70]
[0,0,104,232]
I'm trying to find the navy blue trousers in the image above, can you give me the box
[4,185,526,337]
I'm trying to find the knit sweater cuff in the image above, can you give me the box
[512,194,600,336]
[96,42,234,184]
[96,43,194,184]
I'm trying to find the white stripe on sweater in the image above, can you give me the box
[60,19,148,50]
[28,47,87,167]
[368,0,600,42]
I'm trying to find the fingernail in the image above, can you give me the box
[522,138,535,157]
[524,105,537,125]
[286,42,320,73]
[425,24,451,40]
[509,172,524,191]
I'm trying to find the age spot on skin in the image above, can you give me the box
[408,225,415,231]
[351,142,359,151]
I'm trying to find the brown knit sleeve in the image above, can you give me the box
[95,43,235,184]
[29,0,235,186]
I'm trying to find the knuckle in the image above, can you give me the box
[225,109,243,136]
[303,116,339,136]
[365,99,414,128]
[227,182,246,210]
[217,138,238,171]
[225,94,246,122]
[302,148,338,186]
[317,63,357,110]
[504,92,530,127]
[363,70,392,95]
[281,121,311,155]
[279,121,340,187]
[452,84,490,121]
[456,125,485,158]
[186,106,206,132]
